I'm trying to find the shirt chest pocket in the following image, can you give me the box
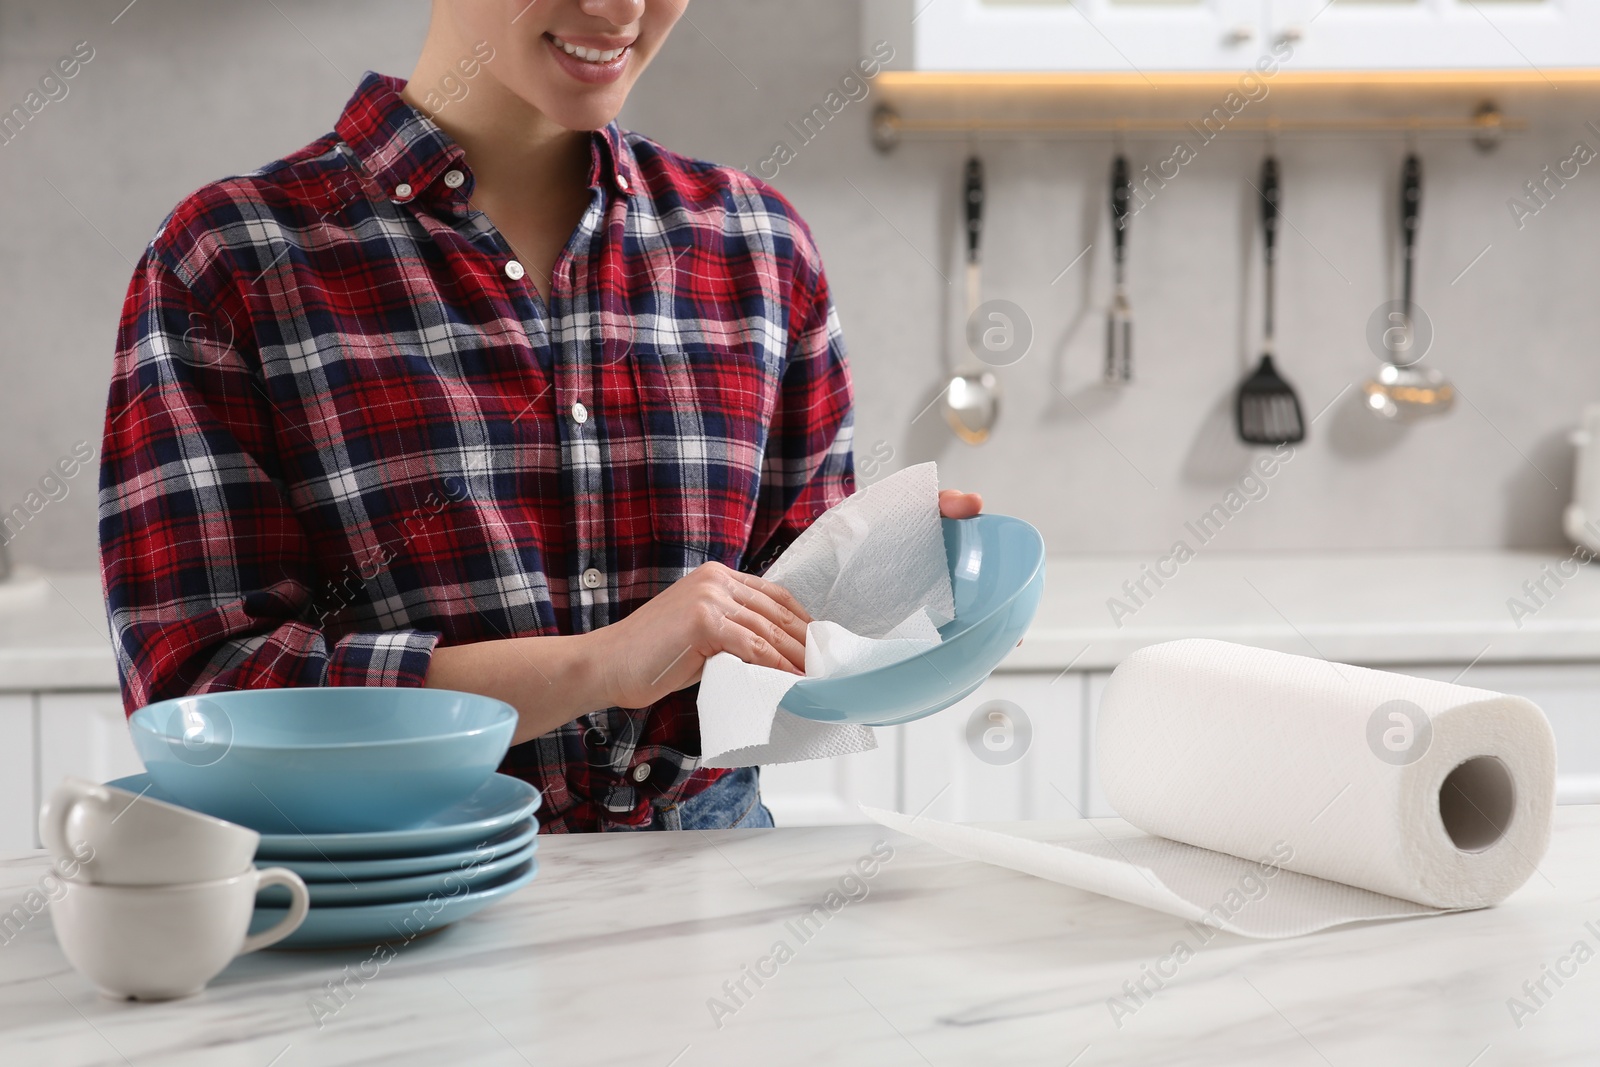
[629,346,779,568]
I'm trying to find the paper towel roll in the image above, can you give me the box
[862,639,1558,938]
[1098,639,1557,910]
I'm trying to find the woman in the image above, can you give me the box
[100,0,980,833]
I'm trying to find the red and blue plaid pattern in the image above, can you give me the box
[100,72,855,833]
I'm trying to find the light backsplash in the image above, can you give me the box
[2,0,1597,573]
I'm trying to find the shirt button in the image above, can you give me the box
[571,401,589,425]
[394,182,413,199]
[631,763,651,783]
[505,260,526,281]
[616,172,630,192]
[581,567,603,590]
[443,169,465,189]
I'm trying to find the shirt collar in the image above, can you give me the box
[590,122,638,197]
[335,71,638,204]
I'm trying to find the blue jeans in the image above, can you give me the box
[610,766,775,831]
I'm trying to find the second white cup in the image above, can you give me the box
[51,866,310,1000]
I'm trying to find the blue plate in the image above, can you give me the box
[248,858,538,950]
[269,820,539,881]
[258,843,536,907]
[778,515,1046,726]
[107,773,540,859]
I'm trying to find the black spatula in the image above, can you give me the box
[1236,156,1305,446]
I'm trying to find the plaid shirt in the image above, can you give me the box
[100,72,855,833]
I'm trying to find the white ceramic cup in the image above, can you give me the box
[39,777,259,885]
[51,866,309,1000]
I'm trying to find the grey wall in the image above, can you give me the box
[3,0,1597,573]
[0,0,435,571]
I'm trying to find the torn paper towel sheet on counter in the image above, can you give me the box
[865,639,1557,938]
[698,462,954,768]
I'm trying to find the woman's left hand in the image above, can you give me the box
[938,489,983,519]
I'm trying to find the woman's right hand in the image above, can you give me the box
[592,562,813,710]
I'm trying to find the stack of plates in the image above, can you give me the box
[107,773,540,949]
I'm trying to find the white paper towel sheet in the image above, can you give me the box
[864,639,1558,938]
[697,463,955,768]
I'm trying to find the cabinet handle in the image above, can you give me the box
[1276,26,1305,46]
[1224,25,1255,45]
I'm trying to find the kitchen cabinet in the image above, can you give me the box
[0,696,34,853]
[1082,671,1115,819]
[867,0,1600,73]
[34,693,142,849]
[902,671,1085,821]
[757,730,901,825]
[762,671,1086,826]
[0,692,143,853]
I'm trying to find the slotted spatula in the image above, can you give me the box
[1236,155,1305,446]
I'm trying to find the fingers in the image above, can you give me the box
[938,489,984,519]
[717,604,807,674]
[729,570,812,628]
[728,575,810,646]
[677,563,812,675]
[718,569,809,673]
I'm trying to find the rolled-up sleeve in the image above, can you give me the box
[99,250,438,714]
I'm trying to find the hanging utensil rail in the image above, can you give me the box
[871,105,1523,152]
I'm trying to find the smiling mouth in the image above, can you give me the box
[546,33,632,64]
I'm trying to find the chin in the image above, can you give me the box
[535,91,628,132]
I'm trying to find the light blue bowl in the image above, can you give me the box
[777,514,1046,727]
[129,688,517,834]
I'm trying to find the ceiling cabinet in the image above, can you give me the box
[866,0,1264,73]
[1274,0,1600,71]
[866,0,1600,73]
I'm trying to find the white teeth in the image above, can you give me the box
[550,35,625,63]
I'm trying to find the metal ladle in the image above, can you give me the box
[1364,153,1454,420]
[942,155,1000,445]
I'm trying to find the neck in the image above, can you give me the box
[400,16,591,208]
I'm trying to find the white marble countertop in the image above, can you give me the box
[5,549,1600,690]
[1,808,1595,1066]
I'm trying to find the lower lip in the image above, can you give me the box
[544,35,631,86]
